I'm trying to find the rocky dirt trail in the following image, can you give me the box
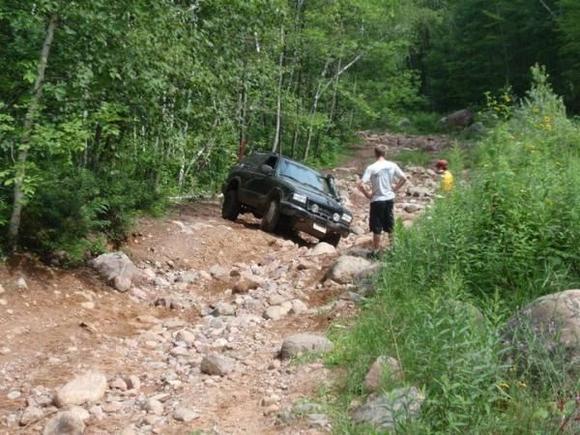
[0,132,448,435]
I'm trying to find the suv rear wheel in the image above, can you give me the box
[261,198,280,232]
[222,189,240,221]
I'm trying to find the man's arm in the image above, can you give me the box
[393,167,407,194]
[357,179,372,200]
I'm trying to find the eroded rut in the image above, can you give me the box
[0,133,448,434]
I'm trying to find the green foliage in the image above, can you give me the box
[330,68,580,432]
[0,0,422,257]
[418,0,580,113]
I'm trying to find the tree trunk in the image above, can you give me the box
[303,59,330,161]
[272,25,285,153]
[8,13,57,247]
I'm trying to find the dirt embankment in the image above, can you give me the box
[0,133,447,434]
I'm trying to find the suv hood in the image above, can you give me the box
[293,183,346,212]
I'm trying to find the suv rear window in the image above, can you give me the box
[279,160,330,193]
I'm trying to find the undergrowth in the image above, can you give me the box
[328,66,580,433]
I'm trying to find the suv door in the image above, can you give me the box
[245,155,278,210]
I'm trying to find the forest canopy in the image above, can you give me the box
[0,0,578,257]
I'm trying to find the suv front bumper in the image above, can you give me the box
[279,200,350,238]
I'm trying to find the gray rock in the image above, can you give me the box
[263,305,291,321]
[200,354,235,376]
[212,302,236,316]
[466,121,485,135]
[503,289,580,374]
[364,356,403,392]
[289,299,308,315]
[403,203,421,213]
[408,186,431,198]
[43,411,85,435]
[351,387,425,430]
[326,255,379,284]
[173,406,199,422]
[307,413,330,428]
[209,265,228,279]
[178,271,199,284]
[280,334,334,359]
[89,252,144,292]
[126,375,141,391]
[144,398,164,415]
[308,242,337,256]
[54,371,107,407]
[20,406,44,426]
[175,329,196,346]
[440,108,474,129]
[16,277,28,290]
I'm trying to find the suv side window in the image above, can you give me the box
[241,153,263,168]
[264,156,278,170]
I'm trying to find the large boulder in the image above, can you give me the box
[440,109,474,129]
[326,255,379,284]
[54,371,108,407]
[502,289,580,373]
[280,334,334,359]
[351,387,425,430]
[308,242,337,257]
[89,252,144,292]
[43,411,85,435]
[364,356,403,392]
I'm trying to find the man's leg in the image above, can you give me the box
[373,233,382,251]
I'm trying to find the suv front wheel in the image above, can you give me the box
[261,198,280,232]
[323,232,341,247]
[222,189,240,221]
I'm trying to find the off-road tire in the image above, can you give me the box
[261,199,280,233]
[323,232,341,247]
[222,189,240,221]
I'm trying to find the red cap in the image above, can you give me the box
[436,159,448,170]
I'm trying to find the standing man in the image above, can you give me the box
[357,144,406,253]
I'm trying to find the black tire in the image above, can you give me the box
[323,232,341,247]
[222,189,240,221]
[261,198,280,232]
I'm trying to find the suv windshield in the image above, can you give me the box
[279,160,330,194]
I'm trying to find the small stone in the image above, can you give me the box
[263,305,290,321]
[125,375,141,391]
[80,301,95,310]
[89,405,104,420]
[280,334,334,359]
[16,277,28,290]
[200,354,235,376]
[289,299,308,315]
[308,242,337,256]
[43,411,85,435]
[113,276,132,292]
[54,371,107,407]
[403,203,421,213]
[68,406,90,421]
[232,279,259,294]
[144,398,164,416]
[103,401,123,413]
[212,302,235,316]
[110,376,128,391]
[263,404,280,416]
[20,406,44,426]
[351,387,425,430]
[0,347,10,355]
[173,406,199,422]
[7,390,21,400]
[307,413,330,428]
[0,284,4,294]
[364,356,403,392]
[0,298,7,306]
[209,265,228,279]
[175,330,196,345]
[261,394,281,407]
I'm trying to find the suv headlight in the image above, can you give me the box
[341,213,352,223]
[292,193,307,204]
[333,213,340,222]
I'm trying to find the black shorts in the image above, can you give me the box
[369,200,394,234]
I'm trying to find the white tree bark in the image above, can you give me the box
[8,14,57,247]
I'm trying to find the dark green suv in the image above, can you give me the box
[221,152,352,246]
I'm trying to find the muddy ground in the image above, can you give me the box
[0,132,449,434]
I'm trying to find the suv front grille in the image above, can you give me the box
[307,201,333,219]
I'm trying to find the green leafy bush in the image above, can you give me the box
[330,67,580,432]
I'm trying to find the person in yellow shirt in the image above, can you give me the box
[435,159,454,192]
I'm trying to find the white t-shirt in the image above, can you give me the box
[362,159,405,202]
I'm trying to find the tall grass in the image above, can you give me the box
[329,67,580,433]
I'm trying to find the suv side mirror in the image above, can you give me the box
[260,164,274,175]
